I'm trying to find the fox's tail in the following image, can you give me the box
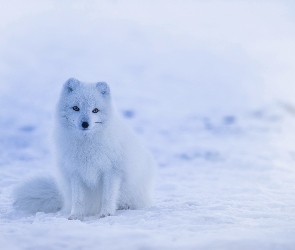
[13,176,63,214]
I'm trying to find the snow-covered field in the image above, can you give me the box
[1,1,295,249]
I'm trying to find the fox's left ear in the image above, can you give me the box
[96,82,110,95]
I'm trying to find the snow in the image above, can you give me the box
[1,0,295,249]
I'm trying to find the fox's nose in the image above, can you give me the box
[82,122,89,128]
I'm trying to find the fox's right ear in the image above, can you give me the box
[63,78,80,93]
[96,82,110,95]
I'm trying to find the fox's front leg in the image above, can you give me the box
[100,172,120,218]
[68,175,87,221]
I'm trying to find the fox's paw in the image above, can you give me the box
[118,204,131,210]
[68,214,84,221]
[99,212,111,218]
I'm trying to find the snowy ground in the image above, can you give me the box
[1,1,295,249]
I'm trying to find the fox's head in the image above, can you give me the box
[57,78,113,132]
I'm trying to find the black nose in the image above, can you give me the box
[82,122,89,128]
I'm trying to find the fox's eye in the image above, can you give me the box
[73,106,80,111]
[92,108,99,113]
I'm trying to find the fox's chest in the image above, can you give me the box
[70,140,117,166]
[57,130,124,181]
[62,136,121,178]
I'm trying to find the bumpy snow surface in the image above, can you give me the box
[1,1,295,249]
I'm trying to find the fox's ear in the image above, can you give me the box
[96,82,110,95]
[64,78,80,93]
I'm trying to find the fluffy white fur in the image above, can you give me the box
[13,176,63,213]
[13,78,156,220]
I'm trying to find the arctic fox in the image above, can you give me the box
[13,78,156,220]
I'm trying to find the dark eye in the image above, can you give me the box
[73,106,80,111]
[92,108,99,113]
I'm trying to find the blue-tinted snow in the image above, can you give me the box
[0,1,295,249]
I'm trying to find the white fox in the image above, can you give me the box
[13,78,156,220]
